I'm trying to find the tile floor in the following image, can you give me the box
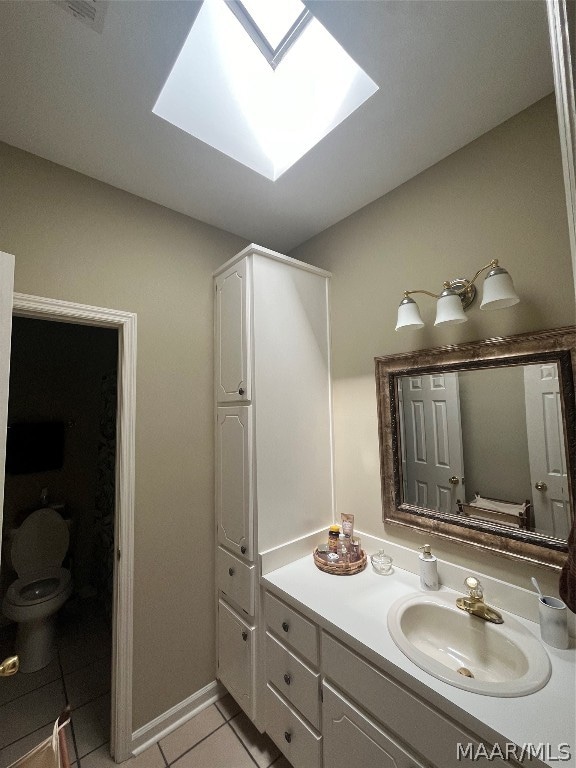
[0,597,112,768]
[0,600,291,768]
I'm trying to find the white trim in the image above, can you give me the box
[259,527,328,576]
[12,293,137,764]
[131,681,226,756]
[0,253,14,564]
[214,243,332,279]
[547,0,576,299]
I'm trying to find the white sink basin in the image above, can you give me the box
[387,592,551,696]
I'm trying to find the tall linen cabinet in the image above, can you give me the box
[214,244,334,730]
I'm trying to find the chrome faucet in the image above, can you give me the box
[456,576,503,624]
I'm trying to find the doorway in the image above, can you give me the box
[0,316,118,765]
[0,288,136,765]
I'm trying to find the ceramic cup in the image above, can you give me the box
[538,595,569,649]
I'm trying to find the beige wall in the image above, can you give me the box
[291,94,575,595]
[459,366,531,506]
[0,141,248,728]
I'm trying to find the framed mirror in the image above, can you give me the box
[375,327,575,569]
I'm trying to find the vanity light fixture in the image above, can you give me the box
[395,260,520,331]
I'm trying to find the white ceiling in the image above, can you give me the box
[0,0,553,252]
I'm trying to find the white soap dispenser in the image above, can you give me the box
[419,544,439,591]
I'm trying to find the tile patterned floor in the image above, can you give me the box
[0,597,111,768]
[0,601,290,768]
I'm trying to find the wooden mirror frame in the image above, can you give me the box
[375,326,576,570]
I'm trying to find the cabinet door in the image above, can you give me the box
[218,600,255,720]
[322,683,428,768]
[215,260,251,403]
[216,406,253,560]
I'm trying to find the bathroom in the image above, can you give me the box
[0,1,574,767]
[0,317,118,761]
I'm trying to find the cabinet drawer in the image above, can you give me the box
[266,632,320,729]
[217,547,255,616]
[265,684,321,768]
[265,592,319,666]
[217,600,255,721]
[322,633,510,768]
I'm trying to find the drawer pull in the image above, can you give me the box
[239,387,245,396]
[284,731,292,744]
[242,631,248,641]
[241,545,247,554]
[283,673,291,685]
[282,621,289,633]
[228,567,235,576]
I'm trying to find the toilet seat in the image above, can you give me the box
[5,567,71,607]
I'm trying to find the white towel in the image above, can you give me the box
[468,493,525,517]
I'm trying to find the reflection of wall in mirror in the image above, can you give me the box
[458,367,531,506]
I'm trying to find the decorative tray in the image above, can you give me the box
[313,547,367,575]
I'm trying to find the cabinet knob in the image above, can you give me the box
[238,387,245,396]
[228,567,234,576]
[283,673,291,685]
[282,621,289,633]
[242,631,248,642]
[284,731,292,744]
[241,545,247,554]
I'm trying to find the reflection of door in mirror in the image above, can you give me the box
[400,373,464,514]
[524,363,570,539]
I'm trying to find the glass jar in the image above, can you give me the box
[328,524,340,553]
[370,549,393,575]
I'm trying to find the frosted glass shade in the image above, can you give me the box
[434,289,467,326]
[480,267,520,310]
[396,297,424,331]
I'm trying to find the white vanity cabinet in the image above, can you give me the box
[214,244,333,730]
[321,633,512,768]
[262,587,517,768]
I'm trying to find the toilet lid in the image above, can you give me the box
[11,508,69,576]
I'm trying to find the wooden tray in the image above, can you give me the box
[313,548,367,575]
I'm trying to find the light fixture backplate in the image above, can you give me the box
[447,279,477,310]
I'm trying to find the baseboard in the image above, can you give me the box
[131,680,226,756]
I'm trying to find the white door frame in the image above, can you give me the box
[12,293,136,764]
[547,0,576,300]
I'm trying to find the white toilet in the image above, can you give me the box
[2,508,73,673]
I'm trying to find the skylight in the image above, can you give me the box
[153,0,379,181]
[226,0,312,69]
[240,0,303,49]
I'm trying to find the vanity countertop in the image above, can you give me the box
[261,555,576,768]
